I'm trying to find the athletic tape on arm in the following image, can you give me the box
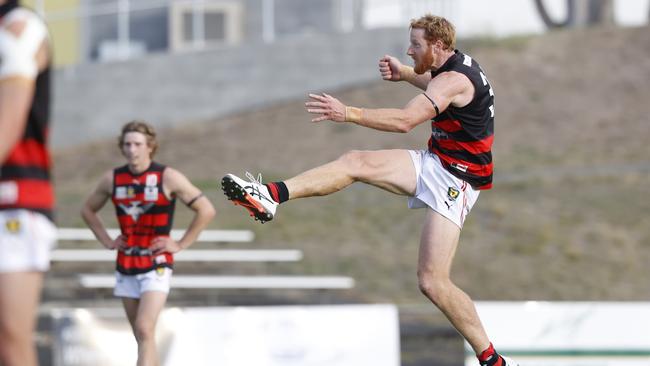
[345,106,363,123]
[398,65,417,84]
[0,9,48,80]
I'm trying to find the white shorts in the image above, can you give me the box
[114,267,173,299]
[0,209,57,272]
[407,150,480,228]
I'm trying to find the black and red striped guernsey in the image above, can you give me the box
[111,162,176,275]
[0,4,54,220]
[427,50,495,190]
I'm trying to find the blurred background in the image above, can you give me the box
[22,0,650,365]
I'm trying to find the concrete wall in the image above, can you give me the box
[52,27,407,148]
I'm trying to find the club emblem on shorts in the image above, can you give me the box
[154,256,167,276]
[119,201,154,222]
[4,219,21,234]
[447,187,460,201]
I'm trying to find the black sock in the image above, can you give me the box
[265,182,289,203]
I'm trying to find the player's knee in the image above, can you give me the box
[0,321,26,344]
[133,321,155,342]
[417,271,450,305]
[0,327,29,361]
[0,339,11,361]
[338,150,371,179]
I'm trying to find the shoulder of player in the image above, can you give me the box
[97,169,114,193]
[2,19,26,37]
[162,166,190,185]
[1,8,43,37]
[430,70,473,92]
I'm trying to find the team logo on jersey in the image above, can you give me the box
[127,186,136,198]
[118,201,154,222]
[156,267,165,276]
[4,219,21,234]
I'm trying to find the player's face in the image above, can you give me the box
[121,132,153,165]
[408,28,435,74]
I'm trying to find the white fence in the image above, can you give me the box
[465,302,650,366]
[50,304,399,366]
[53,228,355,290]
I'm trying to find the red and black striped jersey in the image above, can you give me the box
[111,162,176,275]
[427,50,495,190]
[0,5,54,221]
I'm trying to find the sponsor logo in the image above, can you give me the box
[115,186,127,199]
[450,162,469,173]
[245,184,275,204]
[146,174,158,187]
[431,127,449,140]
[155,255,167,264]
[156,267,165,276]
[463,54,473,67]
[144,186,158,201]
[0,181,18,204]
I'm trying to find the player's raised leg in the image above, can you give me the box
[222,149,416,223]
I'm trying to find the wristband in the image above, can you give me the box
[345,106,363,123]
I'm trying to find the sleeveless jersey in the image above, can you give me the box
[427,50,495,190]
[111,162,176,275]
[0,6,54,220]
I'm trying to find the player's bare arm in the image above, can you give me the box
[427,71,476,110]
[0,79,33,163]
[379,54,431,90]
[81,170,127,250]
[305,71,472,133]
[305,92,435,132]
[151,168,215,254]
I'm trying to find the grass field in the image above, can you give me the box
[52,24,650,308]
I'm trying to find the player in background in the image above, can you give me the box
[0,1,55,365]
[82,121,215,366]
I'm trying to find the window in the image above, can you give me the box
[170,1,242,51]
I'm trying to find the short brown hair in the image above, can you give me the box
[118,120,159,157]
[410,14,456,51]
